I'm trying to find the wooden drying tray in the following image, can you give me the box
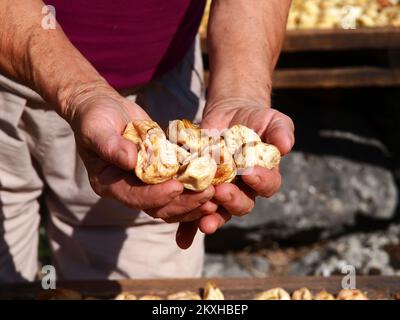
[201,27,400,89]
[1,276,400,300]
[201,27,400,53]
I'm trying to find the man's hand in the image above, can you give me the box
[197,0,293,236]
[0,0,214,249]
[65,91,217,249]
[198,98,295,234]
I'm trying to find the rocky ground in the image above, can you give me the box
[203,88,400,278]
[204,223,400,278]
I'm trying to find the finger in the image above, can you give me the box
[241,166,282,198]
[91,165,184,209]
[264,111,295,156]
[163,201,218,223]
[198,208,232,234]
[212,183,255,216]
[146,186,215,220]
[176,220,199,249]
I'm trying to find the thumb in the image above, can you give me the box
[264,112,295,156]
[108,135,138,171]
[89,129,138,171]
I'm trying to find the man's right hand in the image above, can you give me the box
[0,0,212,248]
[64,91,216,248]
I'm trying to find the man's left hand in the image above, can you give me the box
[195,98,295,235]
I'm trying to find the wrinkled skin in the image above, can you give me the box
[68,95,217,249]
[68,93,294,250]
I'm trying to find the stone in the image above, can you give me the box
[203,89,400,277]
[206,151,398,252]
[203,253,252,278]
[203,253,271,278]
[290,224,400,276]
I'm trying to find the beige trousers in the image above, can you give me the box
[0,39,206,282]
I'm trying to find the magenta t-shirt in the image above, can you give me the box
[45,1,206,89]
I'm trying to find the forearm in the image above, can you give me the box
[206,0,291,107]
[0,0,116,120]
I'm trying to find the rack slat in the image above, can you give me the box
[1,276,399,300]
[201,27,400,53]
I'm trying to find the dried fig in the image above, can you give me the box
[292,288,313,300]
[167,119,210,154]
[167,291,201,300]
[138,295,162,300]
[314,291,335,300]
[123,120,183,184]
[203,282,224,300]
[254,288,291,300]
[234,141,281,170]
[175,155,217,192]
[202,138,236,185]
[337,289,368,300]
[114,292,137,300]
[222,124,261,155]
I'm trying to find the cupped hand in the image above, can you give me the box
[64,91,216,248]
[196,98,295,236]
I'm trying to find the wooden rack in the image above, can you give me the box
[202,27,400,89]
[1,276,399,300]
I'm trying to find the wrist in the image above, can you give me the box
[206,73,272,111]
[205,83,272,115]
[57,79,120,124]
[22,24,118,123]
